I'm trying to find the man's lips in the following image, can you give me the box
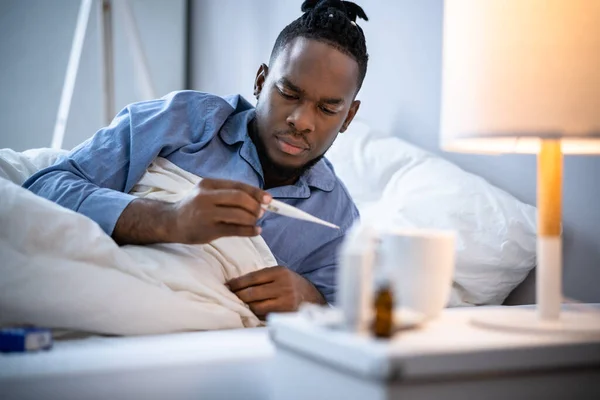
[275,135,309,156]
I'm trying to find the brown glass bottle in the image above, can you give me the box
[371,283,394,338]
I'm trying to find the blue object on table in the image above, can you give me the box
[0,327,53,353]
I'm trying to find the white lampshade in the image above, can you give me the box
[440,0,600,154]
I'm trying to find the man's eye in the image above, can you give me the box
[278,89,298,100]
[319,106,336,115]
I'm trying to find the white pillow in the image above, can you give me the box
[327,121,537,306]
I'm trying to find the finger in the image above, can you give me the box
[200,178,272,205]
[227,266,281,292]
[206,190,263,217]
[216,223,261,238]
[233,282,279,304]
[248,298,291,318]
[211,206,258,226]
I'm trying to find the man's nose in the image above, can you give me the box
[286,102,315,133]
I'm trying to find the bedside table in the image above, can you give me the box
[268,306,600,400]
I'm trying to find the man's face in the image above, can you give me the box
[253,37,361,175]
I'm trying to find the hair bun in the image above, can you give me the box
[300,0,320,13]
[301,0,368,23]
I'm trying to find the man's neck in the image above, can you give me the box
[261,165,299,190]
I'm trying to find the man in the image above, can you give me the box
[24,0,369,318]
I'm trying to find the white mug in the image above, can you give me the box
[337,224,456,332]
[378,228,456,320]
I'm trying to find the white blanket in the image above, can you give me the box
[0,158,277,335]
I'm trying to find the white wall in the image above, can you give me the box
[190,0,600,303]
[0,0,186,151]
[190,0,298,101]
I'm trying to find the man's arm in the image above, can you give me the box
[112,179,270,245]
[294,235,345,304]
[23,106,145,236]
[24,92,270,244]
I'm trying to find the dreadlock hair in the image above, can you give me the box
[269,0,369,91]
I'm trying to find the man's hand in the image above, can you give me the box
[226,266,327,319]
[170,178,271,244]
[113,178,271,245]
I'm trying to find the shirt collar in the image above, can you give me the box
[302,158,336,193]
[218,97,337,195]
[218,103,255,146]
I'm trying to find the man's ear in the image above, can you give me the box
[253,64,269,99]
[340,100,361,133]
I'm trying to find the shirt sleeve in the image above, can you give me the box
[23,91,226,235]
[298,235,346,305]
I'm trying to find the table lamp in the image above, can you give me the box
[440,0,600,333]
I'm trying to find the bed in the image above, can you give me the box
[0,120,538,398]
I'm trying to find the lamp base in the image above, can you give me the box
[471,308,600,335]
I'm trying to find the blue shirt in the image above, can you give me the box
[23,91,359,303]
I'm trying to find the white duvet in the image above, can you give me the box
[0,127,539,334]
[0,157,277,335]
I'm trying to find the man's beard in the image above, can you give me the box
[249,119,324,182]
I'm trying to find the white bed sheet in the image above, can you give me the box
[0,328,274,400]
